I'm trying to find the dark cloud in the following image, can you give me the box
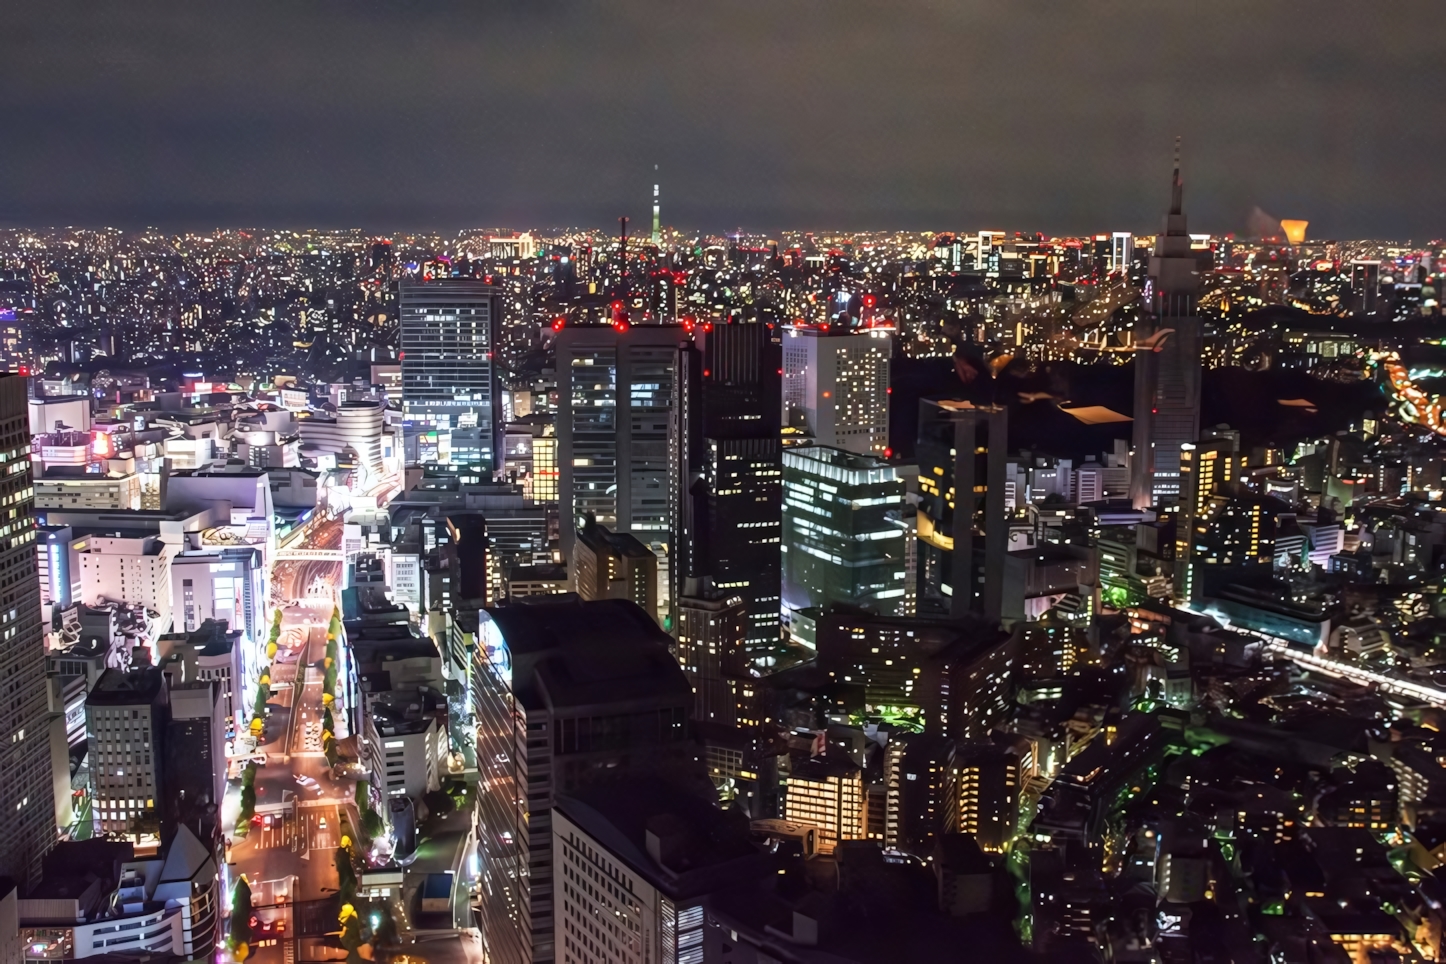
[0,0,1437,237]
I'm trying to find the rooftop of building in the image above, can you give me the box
[87,666,166,706]
[555,776,766,899]
[706,840,1030,963]
[159,618,240,658]
[36,464,135,481]
[369,694,441,736]
[484,598,690,712]
[351,630,440,664]
[168,463,268,478]
[576,520,656,560]
[506,563,568,581]
[783,444,895,474]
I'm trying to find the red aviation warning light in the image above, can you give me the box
[551,317,566,332]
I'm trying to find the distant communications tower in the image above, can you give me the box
[652,165,661,245]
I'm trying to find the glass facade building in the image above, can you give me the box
[556,326,685,624]
[399,278,502,469]
[781,445,908,628]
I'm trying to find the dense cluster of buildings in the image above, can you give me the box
[0,171,1445,962]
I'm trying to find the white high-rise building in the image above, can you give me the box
[782,326,891,456]
[76,534,178,627]
[1110,231,1134,275]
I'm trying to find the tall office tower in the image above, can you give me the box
[673,582,746,725]
[781,446,909,631]
[1110,232,1134,275]
[85,667,169,842]
[651,175,661,244]
[1091,235,1111,276]
[915,400,1008,623]
[165,681,227,819]
[686,322,783,651]
[1130,150,1204,508]
[399,278,502,469]
[552,777,773,964]
[0,374,55,884]
[1350,260,1382,315]
[1176,431,1250,600]
[470,599,696,964]
[555,324,685,625]
[781,325,890,457]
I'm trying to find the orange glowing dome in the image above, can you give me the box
[1281,220,1308,245]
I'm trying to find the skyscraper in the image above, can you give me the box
[781,445,909,629]
[916,399,1008,622]
[85,667,169,841]
[399,278,502,469]
[651,172,661,245]
[555,324,685,624]
[782,325,891,456]
[685,322,783,651]
[470,598,695,964]
[0,373,55,884]
[1131,147,1204,508]
[673,582,746,725]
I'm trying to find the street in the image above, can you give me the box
[228,599,349,964]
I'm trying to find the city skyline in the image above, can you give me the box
[6,6,1446,962]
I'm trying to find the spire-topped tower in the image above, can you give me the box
[1130,138,1204,510]
[651,165,661,245]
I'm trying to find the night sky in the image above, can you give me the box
[1,1,1438,238]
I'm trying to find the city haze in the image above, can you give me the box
[0,0,1440,237]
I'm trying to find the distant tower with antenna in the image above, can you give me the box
[651,165,661,245]
[1130,136,1203,510]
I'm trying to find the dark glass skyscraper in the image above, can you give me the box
[1131,152,1204,508]
[915,399,1008,622]
[685,322,784,651]
[399,278,502,469]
